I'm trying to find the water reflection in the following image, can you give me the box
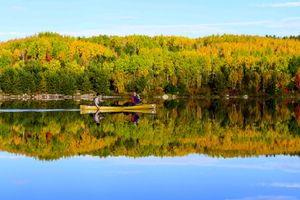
[0,99,300,160]
[91,110,105,125]
[130,112,140,125]
[0,152,299,200]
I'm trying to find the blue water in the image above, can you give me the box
[0,152,299,200]
[1,99,300,200]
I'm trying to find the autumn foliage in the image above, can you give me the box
[0,99,300,160]
[1,33,300,95]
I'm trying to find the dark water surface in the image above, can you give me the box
[0,99,300,200]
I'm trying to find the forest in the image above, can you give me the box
[1,33,300,96]
[0,99,300,160]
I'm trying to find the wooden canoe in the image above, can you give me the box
[80,104,156,114]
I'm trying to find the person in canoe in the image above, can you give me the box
[123,92,141,106]
[93,93,104,109]
[131,92,141,106]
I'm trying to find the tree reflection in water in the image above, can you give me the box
[0,99,300,160]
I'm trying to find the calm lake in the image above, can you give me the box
[0,99,300,200]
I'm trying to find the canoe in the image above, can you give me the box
[80,104,156,114]
[80,109,155,114]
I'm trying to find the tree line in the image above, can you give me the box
[1,32,300,96]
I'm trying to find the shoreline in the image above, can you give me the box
[0,94,117,101]
[0,93,299,101]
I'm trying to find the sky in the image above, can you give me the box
[0,0,300,41]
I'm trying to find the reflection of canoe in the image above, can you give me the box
[80,104,156,114]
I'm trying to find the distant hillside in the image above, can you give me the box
[1,33,300,96]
